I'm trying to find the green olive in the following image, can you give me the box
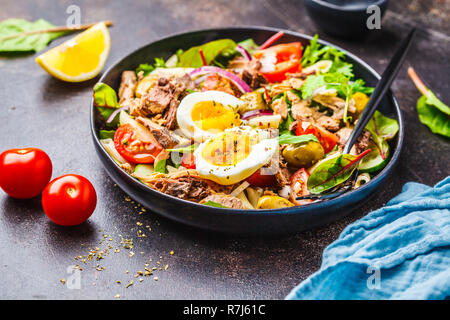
[282,141,325,168]
[239,91,267,114]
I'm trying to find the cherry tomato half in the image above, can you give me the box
[42,174,97,226]
[289,168,312,206]
[254,42,303,83]
[246,168,276,187]
[114,124,163,164]
[181,153,196,169]
[296,122,339,154]
[0,148,52,199]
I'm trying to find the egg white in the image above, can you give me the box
[176,90,245,141]
[194,127,278,185]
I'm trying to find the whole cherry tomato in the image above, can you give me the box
[114,124,163,164]
[181,152,196,169]
[246,168,276,187]
[0,148,52,199]
[42,174,97,226]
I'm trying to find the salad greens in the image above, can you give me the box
[136,58,166,76]
[93,82,121,127]
[307,150,370,194]
[202,200,229,208]
[278,133,318,145]
[0,18,68,53]
[408,67,449,138]
[177,39,236,68]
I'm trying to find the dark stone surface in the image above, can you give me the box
[0,0,448,299]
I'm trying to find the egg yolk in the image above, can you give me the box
[191,101,240,133]
[201,131,259,166]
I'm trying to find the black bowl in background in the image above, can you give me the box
[304,0,388,39]
[90,26,403,235]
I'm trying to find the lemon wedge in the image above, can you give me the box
[36,22,110,82]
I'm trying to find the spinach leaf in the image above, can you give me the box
[93,82,121,127]
[417,95,450,138]
[278,133,318,145]
[307,150,370,194]
[99,130,116,140]
[178,39,236,68]
[408,67,450,138]
[0,18,68,53]
[203,201,228,208]
[366,110,399,141]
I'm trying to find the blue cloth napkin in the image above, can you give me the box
[286,176,450,300]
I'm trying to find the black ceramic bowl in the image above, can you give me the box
[90,26,403,235]
[304,0,389,38]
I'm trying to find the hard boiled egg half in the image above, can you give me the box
[194,127,278,185]
[176,90,245,141]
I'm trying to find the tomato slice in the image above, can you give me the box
[255,42,303,83]
[181,152,196,169]
[289,168,312,206]
[296,122,339,154]
[246,168,276,187]
[114,124,163,164]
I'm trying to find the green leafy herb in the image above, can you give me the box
[301,74,325,99]
[307,150,371,194]
[177,39,236,68]
[237,38,259,54]
[278,133,318,145]
[0,18,69,53]
[154,159,167,174]
[136,57,166,77]
[99,130,116,140]
[364,110,398,161]
[408,67,449,138]
[203,201,228,208]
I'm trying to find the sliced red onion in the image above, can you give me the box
[107,106,128,124]
[189,66,252,93]
[193,74,209,86]
[241,109,273,120]
[236,44,252,61]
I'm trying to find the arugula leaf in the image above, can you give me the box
[307,150,370,194]
[93,83,121,127]
[136,57,166,77]
[278,133,318,145]
[0,18,68,53]
[203,201,229,208]
[99,130,116,140]
[417,95,450,138]
[154,159,167,174]
[178,39,236,68]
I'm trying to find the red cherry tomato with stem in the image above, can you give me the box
[0,148,52,199]
[42,174,97,226]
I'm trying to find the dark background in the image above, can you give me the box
[0,0,449,299]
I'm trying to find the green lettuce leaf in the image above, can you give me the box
[99,130,116,140]
[0,18,68,53]
[136,57,166,77]
[203,201,228,208]
[154,159,167,174]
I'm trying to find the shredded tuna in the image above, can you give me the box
[200,193,244,209]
